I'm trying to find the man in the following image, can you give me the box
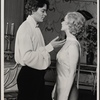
[15,0,65,100]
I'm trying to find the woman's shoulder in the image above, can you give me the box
[64,39,79,50]
[66,39,79,46]
[70,39,79,46]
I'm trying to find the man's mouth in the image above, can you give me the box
[42,17,45,19]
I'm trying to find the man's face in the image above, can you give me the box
[33,4,47,22]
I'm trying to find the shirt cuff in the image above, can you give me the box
[45,43,54,52]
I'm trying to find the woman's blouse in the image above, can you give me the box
[56,37,80,100]
[15,15,53,70]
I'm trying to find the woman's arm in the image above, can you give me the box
[65,44,79,99]
[52,84,57,100]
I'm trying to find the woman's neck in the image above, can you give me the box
[65,31,76,39]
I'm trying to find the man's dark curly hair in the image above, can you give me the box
[25,0,49,16]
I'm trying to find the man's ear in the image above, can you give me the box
[32,11,34,14]
[31,9,37,14]
[32,7,38,12]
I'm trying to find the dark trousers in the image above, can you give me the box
[17,66,46,100]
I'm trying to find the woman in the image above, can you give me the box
[15,0,65,100]
[52,11,86,100]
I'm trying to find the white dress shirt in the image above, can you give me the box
[15,15,53,70]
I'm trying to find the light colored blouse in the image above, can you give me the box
[56,37,80,100]
[15,15,53,70]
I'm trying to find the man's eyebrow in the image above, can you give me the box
[42,9,46,11]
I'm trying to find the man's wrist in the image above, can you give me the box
[45,43,54,52]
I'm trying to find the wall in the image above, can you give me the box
[4,0,97,63]
[39,0,97,63]
[4,0,97,92]
[4,0,24,53]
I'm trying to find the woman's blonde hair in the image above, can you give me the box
[65,12,86,35]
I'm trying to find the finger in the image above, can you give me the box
[58,42,65,46]
[56,39,66,43]
[59,39,66,42]
[52,36,59,41]
[56,41,65,46]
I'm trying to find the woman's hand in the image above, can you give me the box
[52,84,57,100]
[50,36,66,49]
[52,88,55,100]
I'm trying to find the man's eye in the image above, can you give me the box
[42,10,46,13]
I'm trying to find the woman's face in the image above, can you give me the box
[32,4,47,22]
[61,17,68,31]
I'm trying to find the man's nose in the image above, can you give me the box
[44,12,47,16]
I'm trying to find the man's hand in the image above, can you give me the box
[50,36,66,49]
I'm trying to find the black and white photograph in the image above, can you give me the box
[1,0,99,100]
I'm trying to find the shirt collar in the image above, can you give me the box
[27,15,39,28]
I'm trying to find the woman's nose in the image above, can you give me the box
[61,18,64,22]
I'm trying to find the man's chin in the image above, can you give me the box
[61,28,63,31]
[39,19,43,22]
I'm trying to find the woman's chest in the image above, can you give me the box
[57,44,70,63]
